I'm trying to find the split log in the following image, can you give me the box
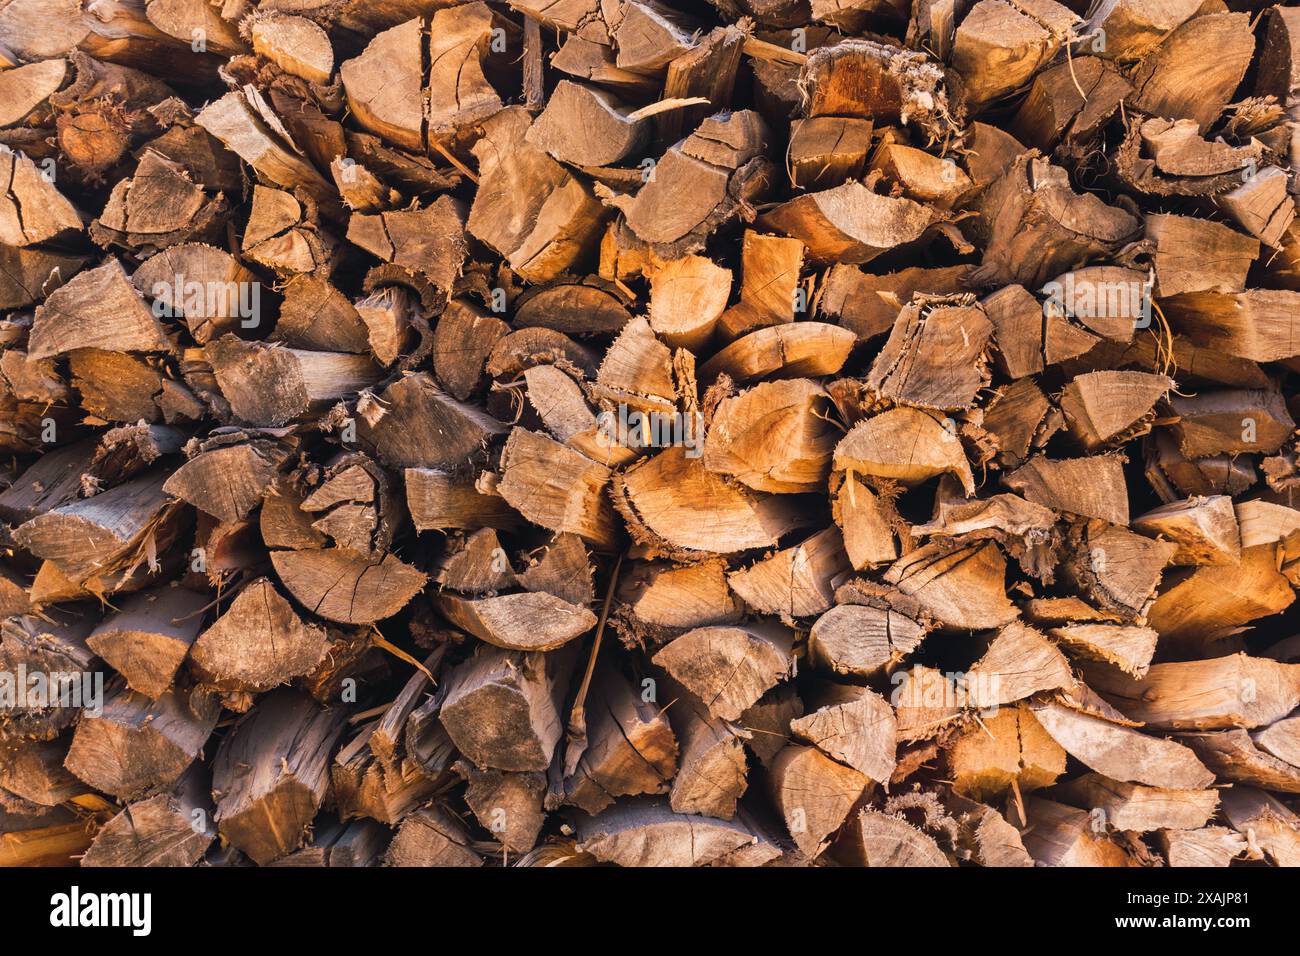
[662,677,750,820]
[574,797,780,868]
[65,683,219,800]
[80,765,214,867]
[653,624,795,722]
[614,447,812,558]
[191,578,330,693]
[834,808,951,867]
[1030,701,1214,790]
[790,683,896,783]
[945,704,1066,801]
[211,688,347,865]
[85,587,207,698]
[439,645,573,773]
[809,602,927,677]
[1016,796,1137,867]
[769,743,869,858]
[1084,654,1300,731]
[271,548,428,625]
[553,667,678,815]
[1055,772,1218,833]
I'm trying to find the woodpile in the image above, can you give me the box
[4,0,1300,871]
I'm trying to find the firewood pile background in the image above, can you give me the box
[3,0,1300,869]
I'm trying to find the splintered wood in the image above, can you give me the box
[4,0,1300,871]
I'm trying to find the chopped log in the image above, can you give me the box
[982,284,1097,379]
[1059,371,1171,452]
[973,153,1139,289]
[1181,729,1300,794]
[1055,772,1218,833]
[759,180,941,265]
[1219,786,1300,867]
[28,258,168,361]
[205,336,381,428]
[405,468,521,532]
[1084,0,1202,63]
[0,143,84,247]
[193,87,334,212]
[163,437,292,524]
[1157,826,1246,868]
[964,622,1074,708]
[1031,701,1214,790]
[1016,796,1137,867]
[1253,713,1300,768]
[653,623,795,722]
[809,602,927,677]
[662,677,749,820]
[835,808,951,867]
[498,427,618,550]
[64,683,219,800]
[716,231,806,340]
[945,704,1066,801]
[191,577,330,693]
[951,0,1078,111]
[614,446,812,558]
[211,688,347,865]
[790,683,896,783]
[1010,57,1130,154]
[788,117,873,191]
[1047,624,1157,679]
[436,592,596,652]
[732,523,849,617]
[1128,12,1254,132]
[80,765,215,867]
[554,667,677,815]
[769,743,869,858]
[884,540,1019,630]
[91,149,226,252]
[13,471,183,590]
[467,107,606,283]
[835,407,974,494]
[1161,290,1300,363]
[615,559,743,642]
[271,548,427,625]
[820,263,971,343]
[355,372,505,472]
[699,321,856,383]
[384,804,482,868]
[866,294,991,411]
[1165,388,1296,457]
[455,762,545,854]
[942,791,1033,867]
[0,736,80,807]
[0,613,98,742]
[1004,455,1129,526]
[85,587,207,698]
[1085,654,1300,731]
[439,645,573,773]
[574,797,780,867]
[1060,520,1176,622]
[249,14,332,85]
[1132,496,1242,566]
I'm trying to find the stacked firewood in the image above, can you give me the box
[3,0,1300,869]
